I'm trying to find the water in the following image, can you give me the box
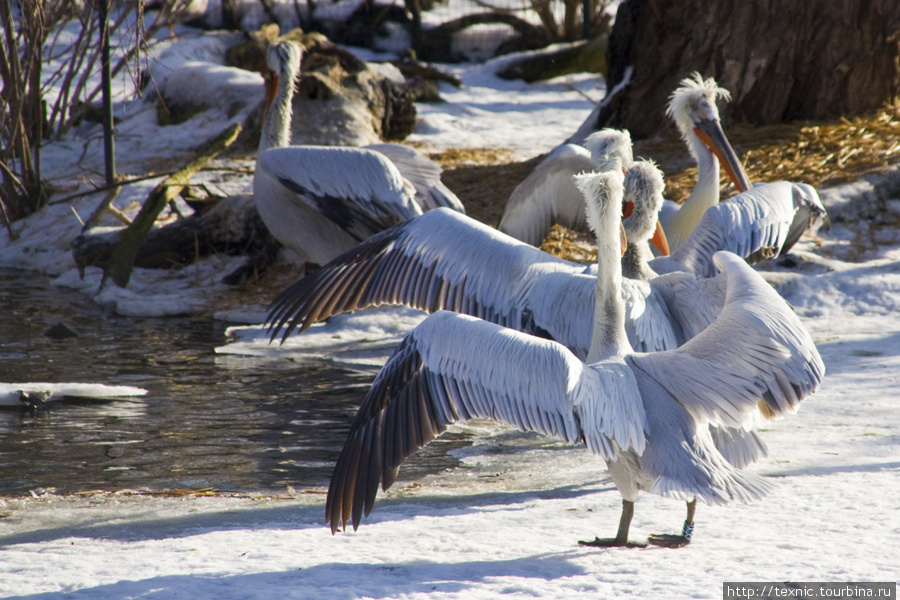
[0,269,469,496]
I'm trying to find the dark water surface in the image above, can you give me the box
[0,268,467,496]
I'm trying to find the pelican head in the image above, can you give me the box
[794,182,827,218]
[666,73,751,193]
[260,40,303,152]
[793,182,829,234]
[623,160,669,255]
[576,169,627,257]
[584,129,633,173]
[266,40,303,93]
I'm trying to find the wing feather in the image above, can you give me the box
[628,251,824,429]
[258,146,422,243]
[366,143,465,213]
[498,144,596,245]
[326,311,647,532]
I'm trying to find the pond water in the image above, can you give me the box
[0,268,469,497]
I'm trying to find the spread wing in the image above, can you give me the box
[498,144,596,245]
[326,311,648,532]
[266,207,675,358]
[628,251,824,430]
[266,208,586,343]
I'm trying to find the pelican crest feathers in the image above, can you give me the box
[666,73,732,142]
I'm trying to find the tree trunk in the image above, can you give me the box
[71,194,283,287]
[72,123,242,289]
[588,0,900,139]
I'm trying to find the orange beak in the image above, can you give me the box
[693,119,752,194]
[619,222,628,257]
[266,72,279,108]
[622,201,634,219]
[651,220,670,256]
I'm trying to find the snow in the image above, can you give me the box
[406,48,604,158]
[1,13,899,600]
[0,383,147,407]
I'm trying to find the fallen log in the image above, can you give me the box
[71,193,283,287]
[496,37,608,83]
[71,123,244,288]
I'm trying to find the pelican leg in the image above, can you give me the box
[578,499,648,548]
[647,498,697,548]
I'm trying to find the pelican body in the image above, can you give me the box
[325,169,824,547]
[498,74,751,249]
[651,181,826,278]
[253,40,463,266]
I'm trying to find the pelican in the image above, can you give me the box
[497,129,634,246]
[619,162,784,471]
[650,181,826,278]
[498,74,752,248]
[253,40,463,266]
[267,156,686,358]
[657,73,752,250]
[325,169,823,547]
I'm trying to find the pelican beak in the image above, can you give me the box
[619,222,628,257]
[266,72,279,108]
[622,201,634,219]
[693,118,752,193]
[651,221,670,256]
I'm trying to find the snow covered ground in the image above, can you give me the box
[1,17,898,600]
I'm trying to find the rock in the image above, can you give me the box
[497,37,608,83]
[227,28,418,146]
[818,167,900,223]
[43,322,79,339]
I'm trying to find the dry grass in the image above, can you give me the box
[653,104,900,203]
[429,147,542,226]
[539,224,597,261]
[427,105,900,262]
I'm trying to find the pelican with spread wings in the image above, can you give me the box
[324,168,823,547]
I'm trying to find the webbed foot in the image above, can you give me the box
[578,537,647,549]
[646,533,691,548]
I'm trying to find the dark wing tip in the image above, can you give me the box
[323,331,458,532]
[265,226,405,343]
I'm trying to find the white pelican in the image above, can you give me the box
[253,41,463,266]
[497,129,634,246]
[657,73,752,250]
[620,162,778,470]
[650,181,826,278]
[325,169,824,547]
[266,192,680,359]
[498,74,752,248]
